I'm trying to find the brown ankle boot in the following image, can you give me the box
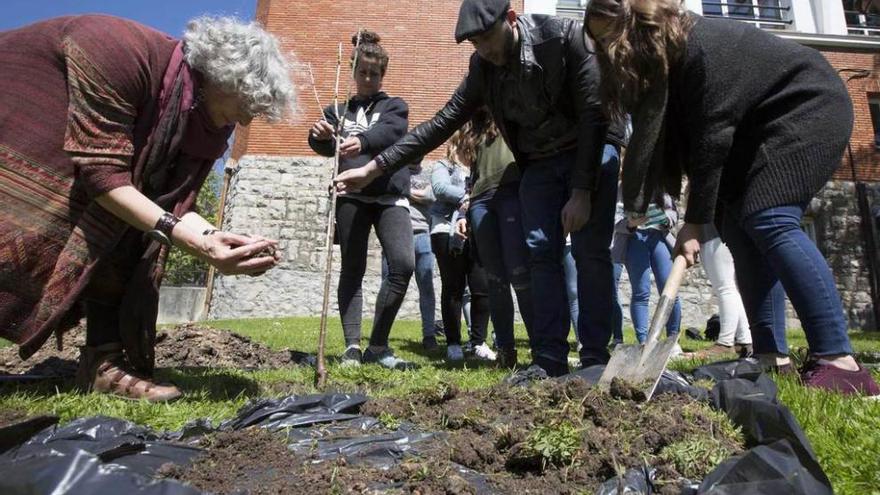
[76,343,181,402]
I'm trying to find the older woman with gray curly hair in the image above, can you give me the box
[0,14,296,401]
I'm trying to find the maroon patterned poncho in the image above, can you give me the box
[0,15,232,372]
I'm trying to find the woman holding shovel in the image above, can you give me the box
[308,30,415,370]
[584,0,879,395]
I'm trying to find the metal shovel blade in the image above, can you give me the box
[598,255,688,401]
[598,338,681,400]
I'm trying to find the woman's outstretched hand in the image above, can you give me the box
[198,231,281,276]
[333,159,383,195]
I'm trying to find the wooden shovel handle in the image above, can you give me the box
[662,255,688,299]
[644,255,688,345]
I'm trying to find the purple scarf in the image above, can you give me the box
[118,43,233,374]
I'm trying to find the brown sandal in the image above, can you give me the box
[76,343,181,402]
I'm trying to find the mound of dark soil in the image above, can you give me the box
[0,324,308,378]
[163,378,743,494]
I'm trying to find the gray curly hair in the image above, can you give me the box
[183,16,296,122]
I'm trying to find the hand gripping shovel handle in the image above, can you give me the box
[643,255,688,346]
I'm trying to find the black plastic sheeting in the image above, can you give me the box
[0,359,834,495]
[0,415,204,494]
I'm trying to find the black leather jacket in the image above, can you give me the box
[378,14,625,191]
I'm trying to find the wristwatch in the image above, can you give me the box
[147,212,181,247]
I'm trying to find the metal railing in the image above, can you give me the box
[702,1,792,30]
[556,6,585,19]
[844,10,880,36]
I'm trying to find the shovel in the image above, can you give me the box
[598,254,688,401]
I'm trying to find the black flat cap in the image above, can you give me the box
[454,0,511,43]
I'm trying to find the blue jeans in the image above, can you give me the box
[382,231,436,338]
[722,203,853,356]
[624,229,682,343]
[469,183,534,349]
[519,144,620,367]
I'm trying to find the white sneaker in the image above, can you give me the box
[669,343,684,360]
[446,345,464,362]
[474,343,497,361]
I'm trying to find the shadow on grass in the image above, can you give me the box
[0,367,264,402]
[159,368,263,400]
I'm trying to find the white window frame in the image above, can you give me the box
[844,8,880,36]
[702,0,791,30]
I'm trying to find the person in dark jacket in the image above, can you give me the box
[334,0,626,377]
[309,30,415,371]
[585,0,879,396]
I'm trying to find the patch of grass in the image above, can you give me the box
[774,372,880,494]
[2,319,880,494]
[525,420,583,469]
[0,370,251,431]
[660,435,736,480]
[377,411,401,430]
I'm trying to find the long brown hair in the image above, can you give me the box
[585,0,693,120]
[352,30,389,74]
[451,107,499,169]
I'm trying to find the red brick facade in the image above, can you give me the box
[821,49,880,183]
[234,2,880,183]
[232,0,524,161]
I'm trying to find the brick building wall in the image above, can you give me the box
[232,0,525,160]
[820,48,880,182]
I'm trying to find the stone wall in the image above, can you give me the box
[209,155,879,333]
[158,287,207,324]
[808,181,880,330]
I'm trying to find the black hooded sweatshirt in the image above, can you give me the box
[309,92,410,197]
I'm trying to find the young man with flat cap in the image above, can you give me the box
[335,0,627,377]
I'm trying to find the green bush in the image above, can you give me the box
[163,168,222,286]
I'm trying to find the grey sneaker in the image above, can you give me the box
[446,344,464,362]
[363,347,418,371]
[340,346,362,367]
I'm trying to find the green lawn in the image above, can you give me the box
[1,318,879,493]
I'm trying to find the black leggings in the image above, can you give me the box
[336,198,414,347]
[431,233,489,346]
